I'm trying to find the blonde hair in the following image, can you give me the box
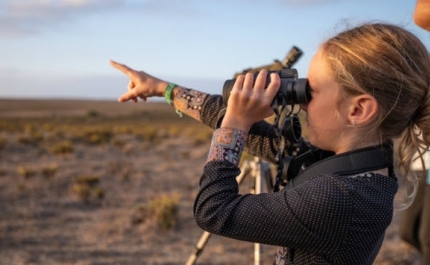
[320,23,430,182]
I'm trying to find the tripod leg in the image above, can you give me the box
[186,161,252,264]
[254,243,263,265]
[186,231,212,265]
[250,158,266,265]
[236,160,252,184]
[251,158,274,265]
[262,161,274,193]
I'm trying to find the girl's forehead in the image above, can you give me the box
[307,50,341,93]
[307,51,327,83]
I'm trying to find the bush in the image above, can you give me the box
[41,164,58,179]
[131,193,180,230]
[134,127,159,142]
[72,175,104,202]
[17,165,37,178]
[74,175,100,187]
[86,110,100,118]
[50,140,73,155]
[82,128,113,144]
[17,132,43,145]
[72,183,91,202]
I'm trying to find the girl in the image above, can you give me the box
[110,23,430,264]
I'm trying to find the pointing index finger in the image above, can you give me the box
[109,60,136,78]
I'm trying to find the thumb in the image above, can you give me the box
[118,91,137,103]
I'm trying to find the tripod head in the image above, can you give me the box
[225,46,308,191]
[232,46,304,77]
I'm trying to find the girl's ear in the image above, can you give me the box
[348,94,378,125]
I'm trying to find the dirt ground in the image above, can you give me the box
[0,99,424,264]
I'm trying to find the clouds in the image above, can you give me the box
[0,0,340,38]
[0,0,124,37]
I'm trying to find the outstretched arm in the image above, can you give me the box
[110,60,208,122]
[110,60,297,162]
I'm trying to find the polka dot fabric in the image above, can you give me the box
[195,159,397,264]
[193,94,398,264]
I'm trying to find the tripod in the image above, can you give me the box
[186,157,274,265]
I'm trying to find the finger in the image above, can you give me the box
[265,73,281,99]
[242,72,255,91]
[254,70,268,92]
[118,90,137,103]
[118,94,128,103]
[233,75,245,91]
[110,60,137,78]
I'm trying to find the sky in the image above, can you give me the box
[0,0,429,101]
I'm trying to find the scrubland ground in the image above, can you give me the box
[0,99,423,264]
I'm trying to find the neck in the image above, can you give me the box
[334,131,382,155]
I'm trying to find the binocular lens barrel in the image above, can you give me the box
[222,70,311,106]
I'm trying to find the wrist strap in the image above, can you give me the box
[164,83,176,105]
[164,83,182,117]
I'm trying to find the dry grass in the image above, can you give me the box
[0,99,422,264]
[71,175,105,202]
[132,192,180,230]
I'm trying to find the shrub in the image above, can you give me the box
[112,138,127,149]
[131,193,180,230]
[50,140,73,155]
[23,124,36,134]
[42,123,55,132]
[72,183,92,202]
[74,175,100,187]
[150,193,179,229]
[86,110,100,118]
[134,127,159,142]
[82,128,113,144]
[93,187,105,199]
[17,132,43,145]
[72,175,104,202]
[41,164,58,179]
[17,165,37,178]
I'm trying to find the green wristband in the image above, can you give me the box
[164,83,176,105]
[164,83,182,117]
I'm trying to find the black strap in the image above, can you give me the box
[285,141,394,189]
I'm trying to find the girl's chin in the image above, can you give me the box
[308,138,318,148]
[307,133,322,150]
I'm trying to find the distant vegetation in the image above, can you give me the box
[0,100,212,230]
[0,99,307,231]
[132,192,180,230]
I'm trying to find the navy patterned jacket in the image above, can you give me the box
[193,94,398,265]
